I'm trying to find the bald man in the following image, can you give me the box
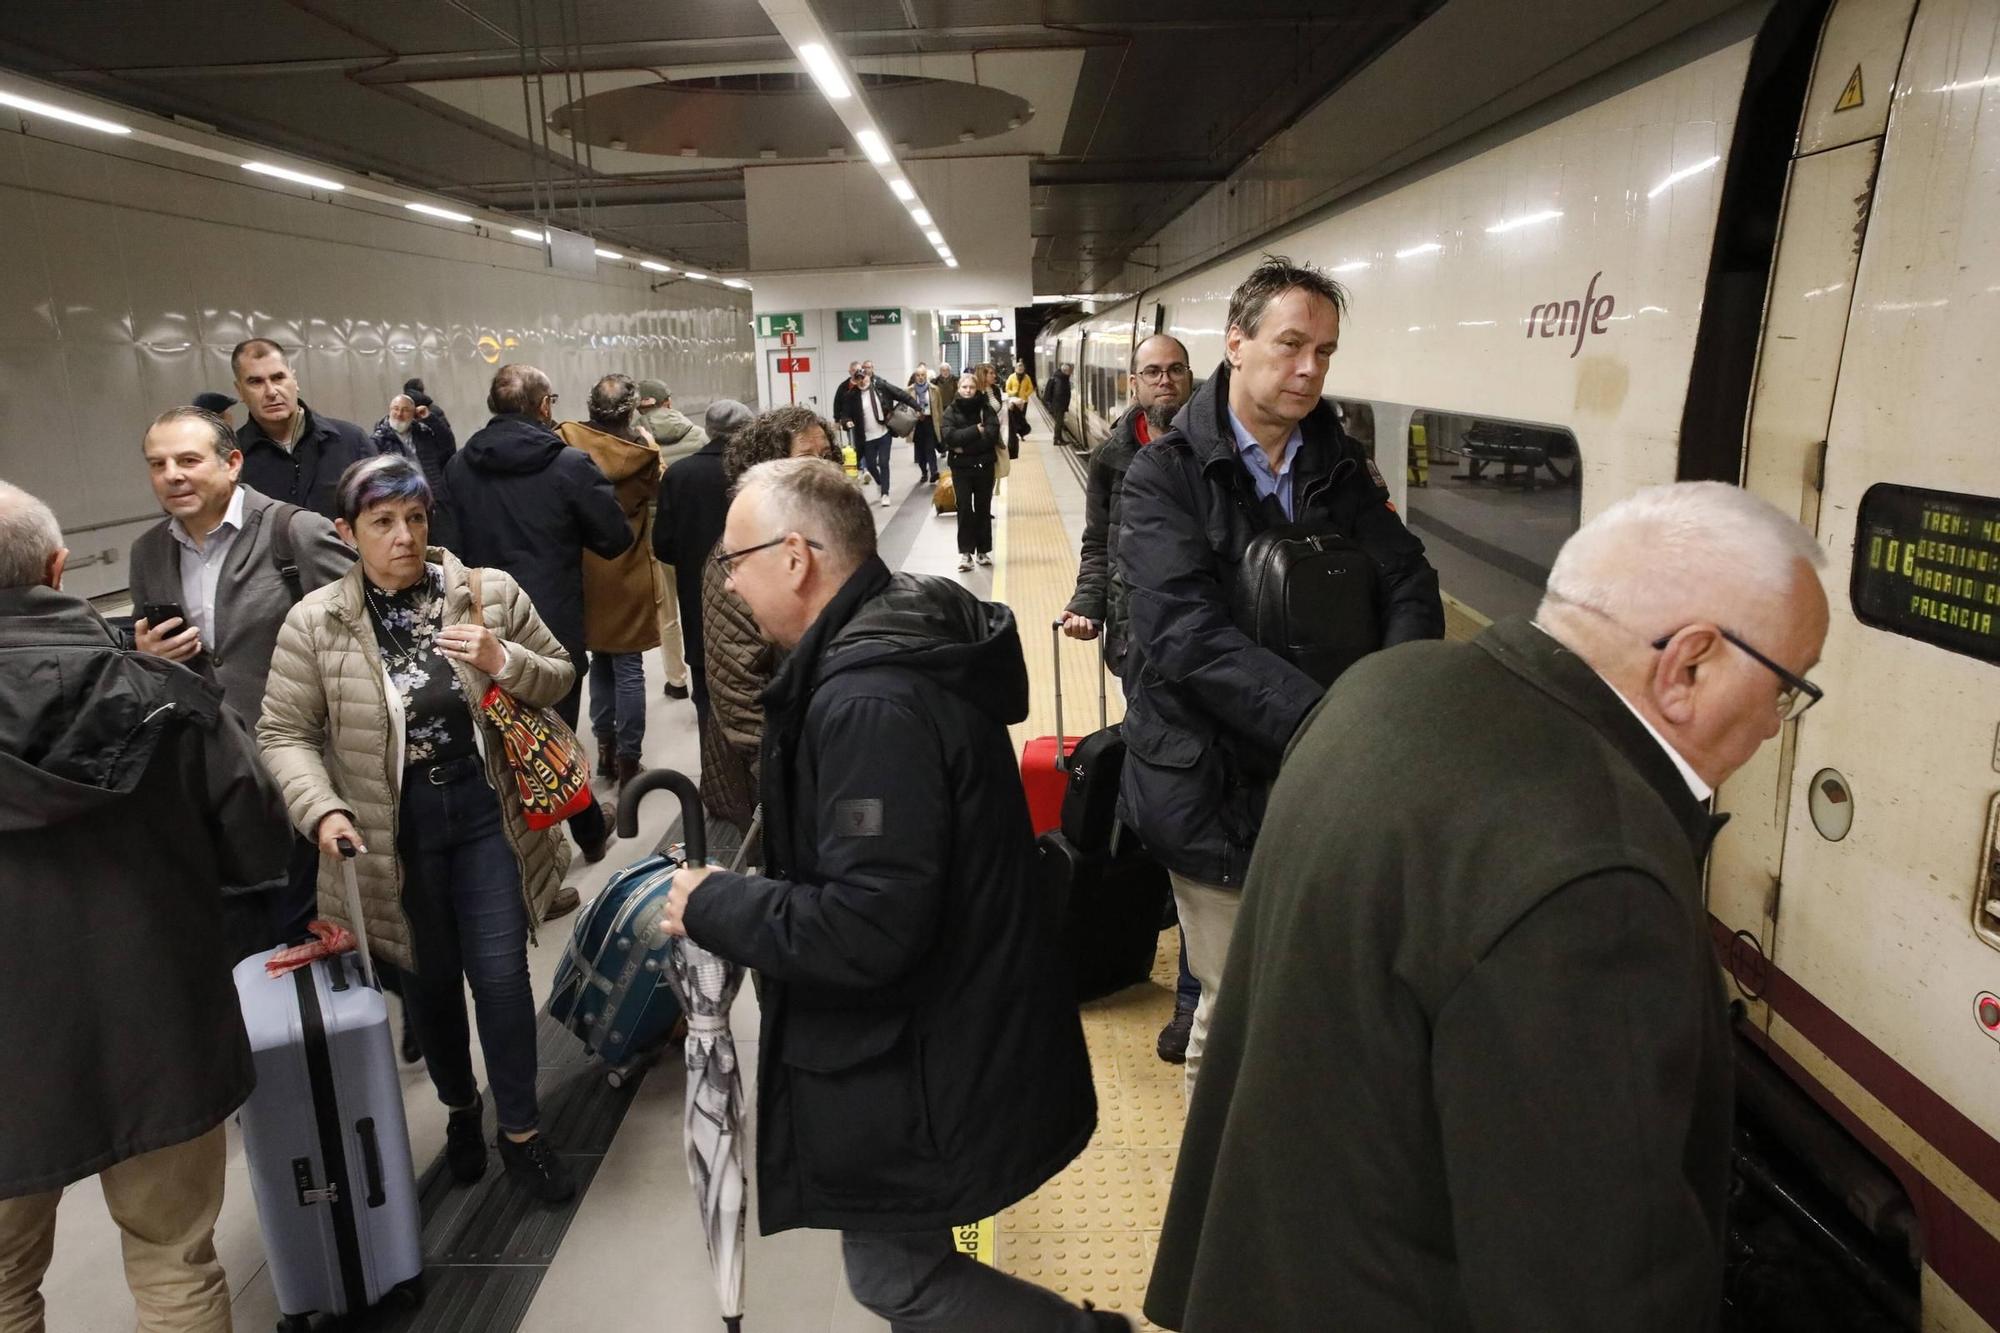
[370,391,461,550]
[1148,481,1830,1332]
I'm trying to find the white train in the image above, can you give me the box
[1041,0,2000,1327]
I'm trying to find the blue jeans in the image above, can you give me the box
[587,651,647,760]
[860,433,892,492]
[397,760,541,1135]
[912,419,940,482]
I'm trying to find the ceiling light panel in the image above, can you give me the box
[0,90,130,135]
[405,202,473,223]
[797,42,851,101]
[243,161,344,191]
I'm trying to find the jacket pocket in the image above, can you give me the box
[1120,698,1204,770]
[780,1007,939,1197]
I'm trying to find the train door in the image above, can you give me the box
[1723,0,2000,1327]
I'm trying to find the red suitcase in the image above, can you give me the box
[1021,622,1108,834]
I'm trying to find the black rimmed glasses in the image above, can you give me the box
[1650,626,1824,721]
[1134,362,1191,383]
[711,533,823,577]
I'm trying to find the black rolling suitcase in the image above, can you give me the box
[1038,622,1170,1001]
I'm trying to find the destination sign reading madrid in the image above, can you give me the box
[1852,483,2000,664]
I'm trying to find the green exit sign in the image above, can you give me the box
[756,312,804,337]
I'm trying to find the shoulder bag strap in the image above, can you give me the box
[268,501,305,603]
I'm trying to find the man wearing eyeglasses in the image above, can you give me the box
[661,458,1122,1332]
[1148,481,1830,1332]
[448,364,633,864]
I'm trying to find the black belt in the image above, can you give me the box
[407,754,483,787]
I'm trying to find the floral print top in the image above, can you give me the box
[362,566,478,768]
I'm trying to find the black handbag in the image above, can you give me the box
[1231,523,1383,687]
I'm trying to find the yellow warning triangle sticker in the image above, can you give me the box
[1835,65,1865,112]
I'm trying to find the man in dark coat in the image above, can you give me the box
[230,338,370,520]
[1044,362,1074,449]
[661,458,1120,1331]
[1146,481,1832,1332]
[0,481,290,1328]
[1118,257,1442,1089]
[653,397,752,717]
[833,362,919,504]
[446,363,631,856]
[370,392,461,551]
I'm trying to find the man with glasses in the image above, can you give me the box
[1148,481,1829,1332]
[448,364,632,867]
[660,458,1121,1331]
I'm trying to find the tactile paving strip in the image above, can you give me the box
[990,425,1183,1331]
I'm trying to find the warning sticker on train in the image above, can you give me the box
[1851,483,2000,664]
[1835,65,1865,112]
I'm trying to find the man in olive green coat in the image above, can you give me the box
[1147,482,1830,1332]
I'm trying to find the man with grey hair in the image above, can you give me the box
[369,391,460,550]
[1148,481,1829,1331]
[658,458,1116,1330]
[1119,254,1444,1091]
[0,479,290,1331]
[128,405,353,952]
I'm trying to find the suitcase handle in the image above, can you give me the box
[355,1117,387,1208]
[616,768,706,865]
[1049,621,1110,773]
[333,838,377,991]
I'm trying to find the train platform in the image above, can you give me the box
[35,405,1187,1333]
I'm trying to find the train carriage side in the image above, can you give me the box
[1132,0,2000,1325]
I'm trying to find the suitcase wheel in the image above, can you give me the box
[389,1274,426,1309]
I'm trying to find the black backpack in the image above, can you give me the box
[1231,523,1383,687]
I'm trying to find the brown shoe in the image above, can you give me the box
[542,885,581,921]
[615,754,642,789]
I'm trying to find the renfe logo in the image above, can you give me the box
[1527,271,1616,358]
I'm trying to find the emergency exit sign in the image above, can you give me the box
[757,312,804,337]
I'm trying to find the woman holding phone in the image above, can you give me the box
[257,454,578,1204]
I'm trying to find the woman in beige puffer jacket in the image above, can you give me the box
[258,454,578,1201]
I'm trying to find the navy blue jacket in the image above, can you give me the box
[236,402,369,520]
[1117,362,1443,886]
[685,559,1095,1233]
[444,413,630,655]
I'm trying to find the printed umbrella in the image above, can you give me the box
[617,771,752,1331]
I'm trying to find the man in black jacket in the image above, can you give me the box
[0,480,290,1330]
[447,364,631,858]
[1119,255,1443,1090]
[835,362,919,506]
[660,458,1120,1332]
[1044,362,1074,449]
[230,338,370,519]
[653,398,753,718]
[1147,483,1831,1331]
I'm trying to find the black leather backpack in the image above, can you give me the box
[1231,523,1383,687]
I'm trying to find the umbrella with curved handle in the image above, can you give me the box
[620,768,747,1332]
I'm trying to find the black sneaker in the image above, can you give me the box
[1157,1003,1195,1065]
[498,1133,576,1205]
[1082,1302,1133,1331]
[662,680,690,701]
[444,1103,486,1184]
[398,1005,422,1065]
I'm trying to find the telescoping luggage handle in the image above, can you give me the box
[333,837,377,991]
[1049,619,1109,772]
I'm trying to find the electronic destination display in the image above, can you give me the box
[1851,483,2000,665]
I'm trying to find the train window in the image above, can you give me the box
[1851,483,2000,666]
[1404,409,1582,626]
[1329,400,1377,463]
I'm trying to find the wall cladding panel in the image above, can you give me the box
[0,130,754,597]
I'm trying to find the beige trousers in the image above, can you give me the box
[1168,872,1244,1100]
[0,1125,230,1333]
[651,557,688,688]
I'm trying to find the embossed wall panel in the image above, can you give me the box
[0,130,754,597]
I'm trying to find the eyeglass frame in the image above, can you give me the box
[1649,625,1823,721]
[1133,362,1191,384]
[711,532,823,577]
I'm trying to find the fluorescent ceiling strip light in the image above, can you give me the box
[944,257,959,268]
[724,278,750,289]
[0,90,130,135]
[910,207,933,227]
[1395,242,1442,258]
[640,260,672,272]
[854,127,892,164]
[1485,209,1562,234]
[243,161,344,191]
[923,228,944,245]
[406,202,473,223]
[594,248,623,259]
[1647,154,1720,199]
[511,227,546,241]
[798,43,851,101]
[1330,260,1370,273]
[684,271,709,281]
[890,178,915,201]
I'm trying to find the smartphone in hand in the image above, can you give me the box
[141,602,187,630]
